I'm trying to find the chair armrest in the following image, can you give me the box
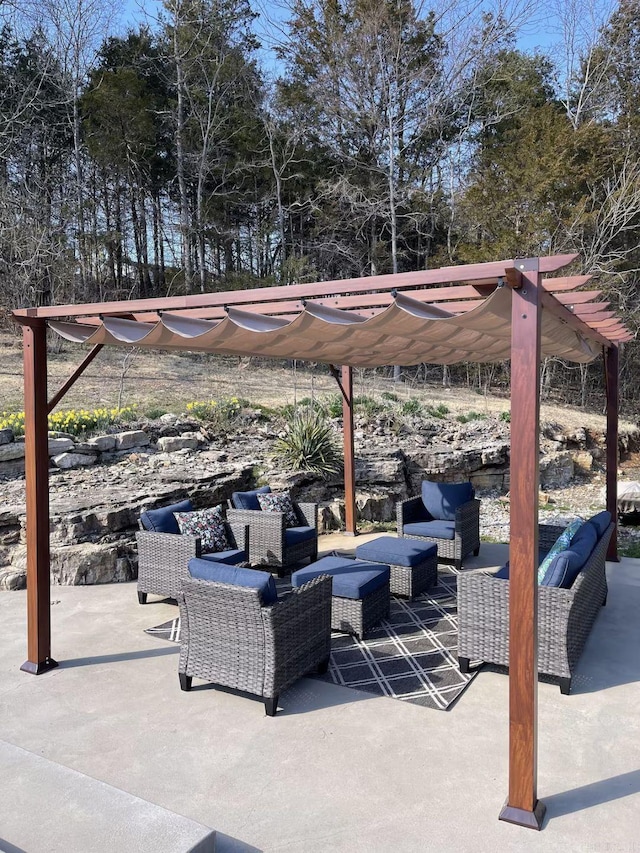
[397,496,426,529]
[295,502,318,529]
[136,530,201,561]
[455,499,480,524]
[262,575,332,691]
[226,521,249,554]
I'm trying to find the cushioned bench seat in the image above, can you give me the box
[355,536,438,599]
[292,556,390,639]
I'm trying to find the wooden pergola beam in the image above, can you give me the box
[13,254,579,322]
[605,346,619,561]
[499,259,545,830]
[18,319,57,675]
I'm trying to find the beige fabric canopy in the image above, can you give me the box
[49,287,601,366]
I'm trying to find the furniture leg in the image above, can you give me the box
[179,672,192,692]
[317,655,330,674]
[458,656,470,674]
[137,591,147,605]
[264,696,278,716]
[559,677,571,695]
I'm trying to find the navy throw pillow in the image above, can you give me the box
[421,481,474,521]
[140,499,193,534]
[231,486,271,511]
[587,511,612,538]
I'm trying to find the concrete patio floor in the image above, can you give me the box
[1,535,640,852]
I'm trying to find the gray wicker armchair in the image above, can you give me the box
[136,501,248,603]
[397,481,480,570]
[457,522,613,694]
[227,488,318,575]
[178,574,332,715]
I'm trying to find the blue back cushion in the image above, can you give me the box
[540,521,598,588]
[231,486,271,511]
[140,499,193,534]
[587,511,612,538]
[421,481,474,521]
[187,557,278,605]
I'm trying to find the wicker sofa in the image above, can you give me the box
[457,518,614,694]
[397,480,480,570]
[227,487,318,575]
[178,563,332,715]
[136,499,248,604]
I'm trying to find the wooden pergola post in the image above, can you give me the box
[19,319,57,674]
[342,365,357,534]
[605,345,619,561]
[499,258,545,829]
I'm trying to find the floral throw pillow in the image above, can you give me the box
[537,517,583,584]
[174,506,231,554]
[256,491,299,528]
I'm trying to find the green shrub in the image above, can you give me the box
[456,410,487,424]
[401,399,422,415]
[381,391,399,402]
[500,411,511,422]
[425,403,449,418]
[325,394,344,419]
[274,408,342,476]
[144,406,168,420]
[354,394,385,417]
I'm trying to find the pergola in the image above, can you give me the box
[12,253,630,830]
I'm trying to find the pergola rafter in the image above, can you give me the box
[11,253,628,832]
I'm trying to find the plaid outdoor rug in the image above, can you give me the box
[144,566,476,711]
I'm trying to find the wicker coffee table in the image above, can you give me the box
[291,556,390,639]
[355,536,438,599]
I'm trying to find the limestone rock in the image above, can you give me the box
[114,430,149,450]
[0,569,26,590]
[53,453,98,470]
[539,452,574,487]
[10,542,135,585]
[157,435,199,452]
[48,437,75,455]
[87,435,117,451]
[0,443,25,462]
[571,450,594,475]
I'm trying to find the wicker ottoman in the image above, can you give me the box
[355,536,438,599]
[291,556,390,640]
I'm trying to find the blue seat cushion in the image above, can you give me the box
[188,557,278,605]
[494,565,510,579]
[231,486,271,511]
[291,556,390,600]
[403,520,456,540]
[140,499,193,534]
[200,549,246,566]
[421,481,474,521]
[355,535,437,567]
[285,526,316,546]
[587,510,612,538]
[541,521,598,588]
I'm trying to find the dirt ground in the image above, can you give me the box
[0,331,634,436]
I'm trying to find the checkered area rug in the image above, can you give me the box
[144,566,476,711]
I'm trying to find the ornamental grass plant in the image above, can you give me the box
[274,407,342,477]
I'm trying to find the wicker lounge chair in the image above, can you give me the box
[397,480,480,570]
[457,520,614,694]
[227,487,318,575]
[136,500,248,603]
[178,569,332,715]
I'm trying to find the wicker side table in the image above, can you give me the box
[355,536,438,599]
[291,556,390,640]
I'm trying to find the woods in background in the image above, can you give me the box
[1,0,640,407]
